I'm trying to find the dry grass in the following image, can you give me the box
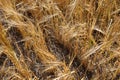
[0,0,120,80]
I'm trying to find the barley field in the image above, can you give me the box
[0,0,120,80]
